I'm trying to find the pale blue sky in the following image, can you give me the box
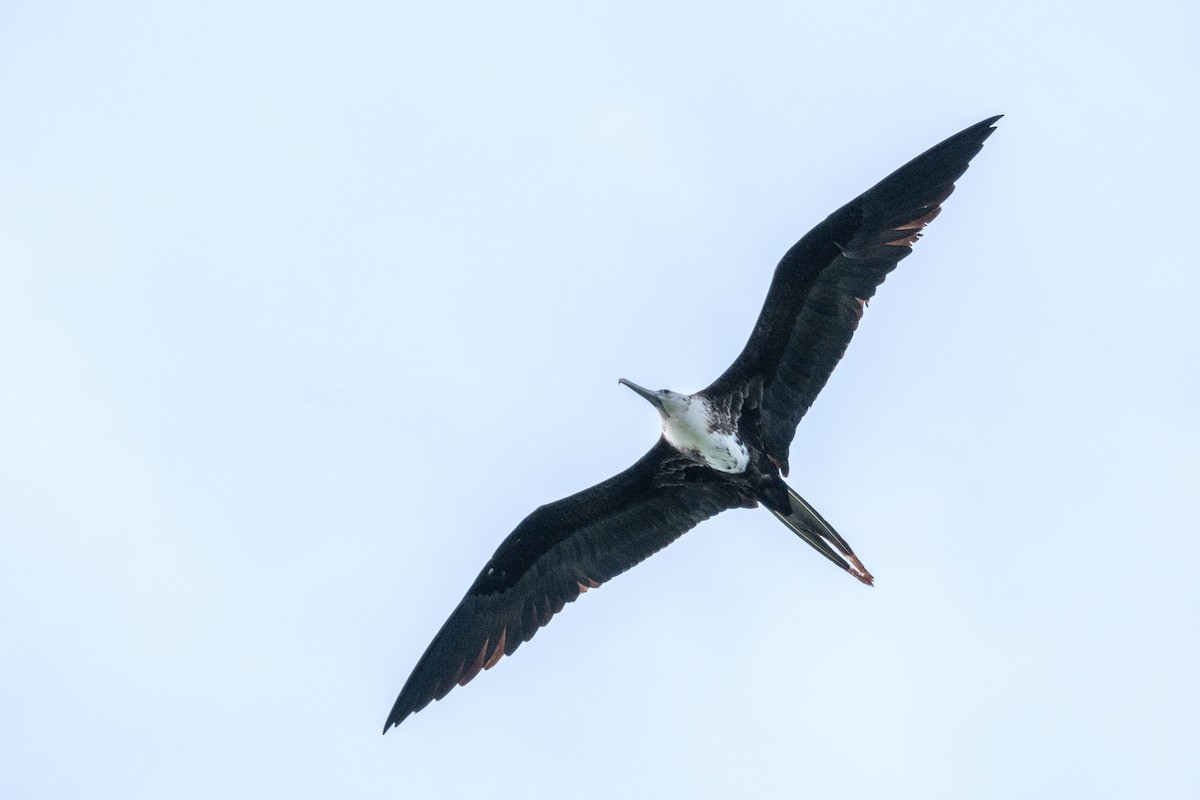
[3,1,1198,798]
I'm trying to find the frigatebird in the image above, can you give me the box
[384,116,999,732]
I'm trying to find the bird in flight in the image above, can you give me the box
[384,116,1000,732]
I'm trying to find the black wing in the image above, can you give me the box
[704,116,1000,475]
[383,439,753,731]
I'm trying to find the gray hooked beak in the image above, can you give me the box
[618,378,663,409]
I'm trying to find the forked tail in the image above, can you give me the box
[768,484,874,585]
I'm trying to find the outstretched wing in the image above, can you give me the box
[704,116,1000,474]
[383,439,752,731]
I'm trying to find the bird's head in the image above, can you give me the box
[618,379,691,420]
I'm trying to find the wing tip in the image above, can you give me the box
[383,677,444,734]
[976,113,1003,140]
[955,114,1003,151]
[382,703,414,734]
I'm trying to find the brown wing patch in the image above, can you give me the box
[577,578,601,593]
[885,204,943,247]
[461,641,488,687]
[484,628,507,670]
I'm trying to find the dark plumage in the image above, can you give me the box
[384,116,1000,732]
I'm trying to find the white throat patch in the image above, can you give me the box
[658,394,750,474]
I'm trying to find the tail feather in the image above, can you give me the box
[769,485,874,585]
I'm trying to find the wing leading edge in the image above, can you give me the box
[383,439,752,731]
[704,115,1001,474]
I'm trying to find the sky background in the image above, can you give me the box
[3,1,1198,798]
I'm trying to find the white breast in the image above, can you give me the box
[660,397,750,474]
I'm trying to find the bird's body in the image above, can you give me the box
[639,387,750,474]
[384,116,1000,732]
